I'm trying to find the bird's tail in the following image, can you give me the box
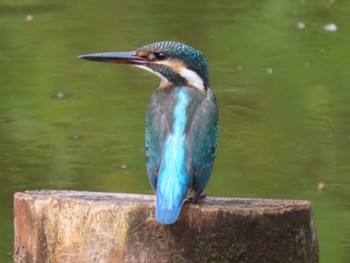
[155,189,185,224]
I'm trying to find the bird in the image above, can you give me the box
[79,41,219,224]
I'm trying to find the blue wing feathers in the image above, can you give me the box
[189,89,219,198]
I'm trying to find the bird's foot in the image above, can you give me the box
[196,193,207,203]
[186,193,207,204]
[185,197,194,204]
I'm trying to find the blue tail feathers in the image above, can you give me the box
[155,190,184,224]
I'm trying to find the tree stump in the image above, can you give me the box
[14,190,319,263]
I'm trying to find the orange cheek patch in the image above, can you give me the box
[155,59,186,74]
[136,50,150,58]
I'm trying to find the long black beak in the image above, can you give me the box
[78,51,147,65]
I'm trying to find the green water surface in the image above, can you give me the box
[1,0,350,262]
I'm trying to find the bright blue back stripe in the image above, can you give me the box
[156,89,190,223]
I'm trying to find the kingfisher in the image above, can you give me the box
[79,41,219,224]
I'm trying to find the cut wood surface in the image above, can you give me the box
[14,190,319,263]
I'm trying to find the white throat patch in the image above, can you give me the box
[136,63,205,92]
[179,68,205,93]
[136,65,170,88]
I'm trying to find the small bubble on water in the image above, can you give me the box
[323,23,337,32]
[297,22,305,29]
[56,91,65,99]
[25,15,33,21]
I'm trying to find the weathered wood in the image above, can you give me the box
[14,190,318,263]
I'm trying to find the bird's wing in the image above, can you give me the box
[188,88,219,201]
[145,90,171,191]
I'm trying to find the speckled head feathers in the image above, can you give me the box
[136,41,210,90]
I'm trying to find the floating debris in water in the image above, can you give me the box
[323,23,337,32]
[297,22,305,29]
[266,68,273,74]
[72,134,80,140]
[120,163,128,169]
[327,0,336,7]
[25,15,33,21]
[318,182,325,192]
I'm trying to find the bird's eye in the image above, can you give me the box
[154,52,166,60]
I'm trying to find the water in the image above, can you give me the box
[1,0,350,262]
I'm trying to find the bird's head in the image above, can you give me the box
[79,41,210,92]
